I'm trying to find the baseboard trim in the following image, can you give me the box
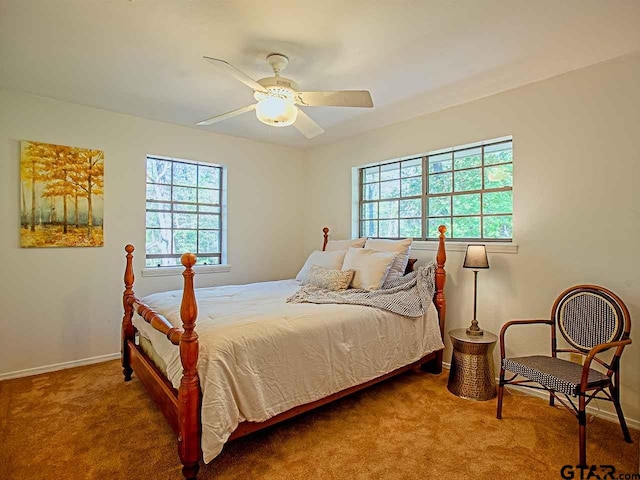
[441,361,640,431]
[0,353,120,381]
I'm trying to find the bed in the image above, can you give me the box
[121,226,448,479]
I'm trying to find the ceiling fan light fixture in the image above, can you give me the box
[255,97,298,127]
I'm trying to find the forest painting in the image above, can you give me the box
[20,140,104,247]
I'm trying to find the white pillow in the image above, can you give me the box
[296,250,348,283]
[364,238,413,282]
[325,237,367,252]
[341,247,398,290]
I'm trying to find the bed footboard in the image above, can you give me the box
[122,245,135,381]
[121,246,202,480]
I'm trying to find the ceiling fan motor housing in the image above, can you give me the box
[256,76,300,93]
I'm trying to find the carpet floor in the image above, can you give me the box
[0,360,637,480]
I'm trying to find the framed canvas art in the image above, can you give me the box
[20,140,104,247]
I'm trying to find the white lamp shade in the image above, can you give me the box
[463,244,489,269]
[255,97,298,127]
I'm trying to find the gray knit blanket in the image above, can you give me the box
[286,262,437,317]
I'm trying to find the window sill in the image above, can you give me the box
[412,241,518,254]
[141,264,231,277]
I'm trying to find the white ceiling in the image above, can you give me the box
[1,0,639,149]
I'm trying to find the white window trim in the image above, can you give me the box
[141,264,231,277]
[351,136,516,250]
[144,154,229,271]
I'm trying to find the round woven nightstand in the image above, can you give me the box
[447,328,498,401]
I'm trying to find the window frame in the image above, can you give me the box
[356,137,513,243]
[144,155,226,270]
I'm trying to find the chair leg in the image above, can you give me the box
[496,366,506,419]
[549,391,554,407]
[611,386,632,443]
[578,395,587,467]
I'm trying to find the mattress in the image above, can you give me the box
[133,279,443,463]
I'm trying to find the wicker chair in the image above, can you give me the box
[496,285,632,466]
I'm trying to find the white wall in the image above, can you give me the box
[303,53,640,422]
[0,90,305,375]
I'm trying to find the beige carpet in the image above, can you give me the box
[0,360,637,480]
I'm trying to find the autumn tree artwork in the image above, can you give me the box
[20,141,104,247]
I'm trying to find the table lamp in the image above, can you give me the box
[463,244,489,336]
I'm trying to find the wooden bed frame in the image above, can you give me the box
[121,225,448,479]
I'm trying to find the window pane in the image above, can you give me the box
[146,184,171,201]
[196,256,220,266]
[454,168,482,192]
[173,230,197,254]
[453,193,481,215]
[362,183,379,201]
[379,220,399,237]
[198,230,219,253]
[428,173,452,194]
[485,142,512,165]
[361,220,377,237]
[400,199,421,218]
[401,158,422,177]
[428,196,450,217]
[454,148,481,169]
[483,215,512,239]
[428,218,451,239]
[429,153,452,173]
[173,186,197,203]
[173,213,197,229]
[147,158,172,184]
[401,177,422,196]
[380,180,400,199]
[199,205,221,213]
[146,201,171,211]
[173,203,197,213]
[363,166,379,183]
[146,256,180,268]
[380,163,400,181]
[198,214,219,229]
[400,219,421,238]
[453,216,481,238]
[198,165,220,188]
[198,188,219,204]
[173,162,197,187]
[379,200,398,219]
[146,228,172,255]
[483,191,512,214]
[484,164,513,189]
[146,211,171,228]
[361,203,378,220]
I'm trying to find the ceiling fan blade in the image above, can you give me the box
[196,104,256,126]
[293,109,325,139]
[203,56,268,93]
[296,90,373,108]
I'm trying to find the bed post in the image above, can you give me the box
[122,244,135,381]
[177,253,201,480]
[432,225,447,374]
[322,227,329,251]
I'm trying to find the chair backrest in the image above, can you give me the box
[552,285,631,353]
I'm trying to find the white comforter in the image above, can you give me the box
[133,279,444,463]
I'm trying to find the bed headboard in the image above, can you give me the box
[320,229,439,277]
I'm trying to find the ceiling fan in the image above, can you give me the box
[196,54,374,139]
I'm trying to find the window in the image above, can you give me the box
[145,156,224,267]
[359,139,513,241]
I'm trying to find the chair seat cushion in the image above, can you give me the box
[502,355,609,396]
